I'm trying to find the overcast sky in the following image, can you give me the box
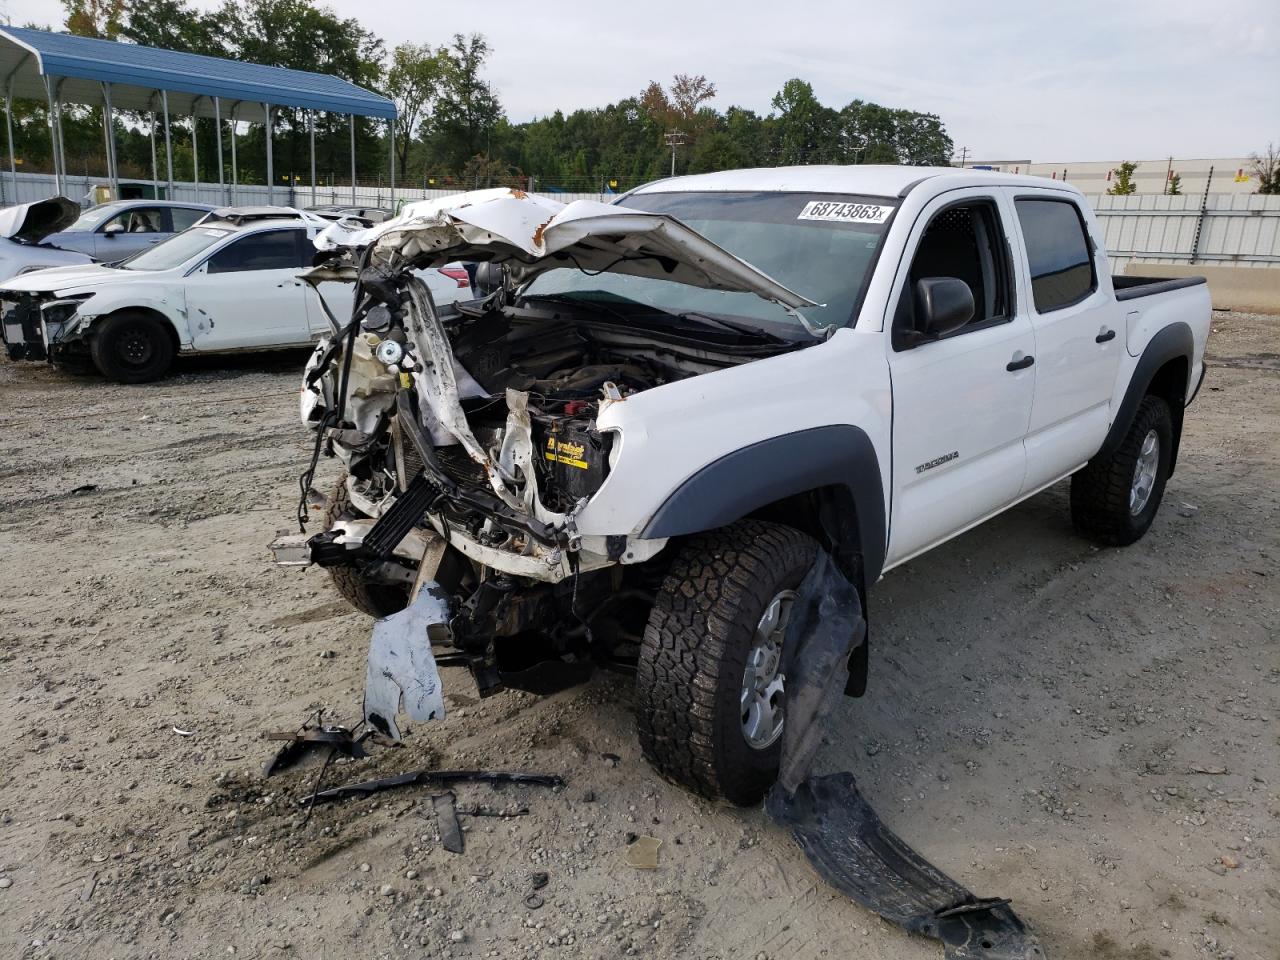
[5,0,1277,161]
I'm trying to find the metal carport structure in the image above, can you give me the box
[0,25,396,207]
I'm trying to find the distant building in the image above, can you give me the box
[957,157,1260,196]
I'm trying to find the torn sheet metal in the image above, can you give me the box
[314,188,817,310]
[262,724,368,777]
[765,550,1044,960]
[363,581,451,739]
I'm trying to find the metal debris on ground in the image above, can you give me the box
[298,768,564,808]
[434,792,465,854]
[624,836,661,870]
[363,584,451,739]
[523,893,544,910]
[764,551,1045,960]
[262,718,368,778]
[172,727,194,737]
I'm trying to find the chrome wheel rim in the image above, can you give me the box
[740,589,795,750]
[1129,429,1159,515]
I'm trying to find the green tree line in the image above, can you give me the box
[15,0,954,192]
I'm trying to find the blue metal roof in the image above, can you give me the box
[0,26,395,119]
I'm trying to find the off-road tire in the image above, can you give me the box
[89,311,175,383]
[636,519,817,805]
[1071,395,1173,546]
[323,472,409,619]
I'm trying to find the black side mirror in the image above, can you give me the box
[471,261,504,297]
[914,277,974,339]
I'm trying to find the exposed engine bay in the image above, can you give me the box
[275,187,817,702]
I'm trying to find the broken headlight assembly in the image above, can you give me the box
[39,293,95,339]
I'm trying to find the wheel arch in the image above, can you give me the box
[88,305,182,354]
[640,425,887,584]
[1101,322,1192,475]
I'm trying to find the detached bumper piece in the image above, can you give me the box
[767,550,1045,960]
[767,775,1043,960]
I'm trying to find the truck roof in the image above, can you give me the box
[631,164,1084,200]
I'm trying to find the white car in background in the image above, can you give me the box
[0,207,472,382]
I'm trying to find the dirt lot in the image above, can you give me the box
[1,312,1276,960]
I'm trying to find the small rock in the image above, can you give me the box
[379,884,394,896]
[580,790,596,803]
[1119,899,1132,910]
[358,862,371,873]
[405,870,418,880]
[1220,854,1240,870]
[1177,502,1199,518]
[0,878,11,889]
[449,930,465,942]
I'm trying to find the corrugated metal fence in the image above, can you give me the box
[4,172,1278,272]
[1084,193,1280,271]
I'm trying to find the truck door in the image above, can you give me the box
[184,228,313,350]
[884,191,1036,567]
[1005,191,1123,492]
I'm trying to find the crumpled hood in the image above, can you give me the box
[315,187,817,310]
[0,261,134,295]
[0,196,81,244]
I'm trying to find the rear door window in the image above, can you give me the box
[1014,199,1096,312]
[206,229,307,273]
[169,207,206,232]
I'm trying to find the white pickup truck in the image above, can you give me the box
[280,169,1210,806]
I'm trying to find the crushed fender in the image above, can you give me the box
[764,550,1045,960]
[363,582,452,739]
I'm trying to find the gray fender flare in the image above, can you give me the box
[1097,322,1193,471]
[639,425,887,583]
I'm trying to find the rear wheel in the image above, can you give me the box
[636,520,817,805]
[323,471,409,619]
[89,311,174,383]
[1071,395,1173,546]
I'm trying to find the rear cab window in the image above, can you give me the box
[1014,198,1097,312]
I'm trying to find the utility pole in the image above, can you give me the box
[956,146,969,168]
[664,130,687,177]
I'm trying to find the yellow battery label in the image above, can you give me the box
[545,436,588,469]
[399,372,413,389]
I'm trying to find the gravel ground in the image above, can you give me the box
[0,311,1276,960]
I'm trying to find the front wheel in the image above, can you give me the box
[89,311,175,383]
[1071,395,1173,546]
[635,520,817,805]
[323,471,410,619]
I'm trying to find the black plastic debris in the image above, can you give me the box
[764,550,1045,960]
[298,768,564,808]
[262,722,368,778]
[434,792,464,854]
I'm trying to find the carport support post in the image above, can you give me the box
[349,113,356,204]
[388,118,395,210]
[190,97,200,203]
[309,110,316,207]
[43,75,63,195]
[213,97,225,204]
[101,82,119,197]
[263,103,274,206]
[161,90,174,199]
[229,102,240,205]
[148,100,158,194]
[5,86,16,203]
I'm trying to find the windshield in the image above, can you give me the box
[116,226,233,271]
[521,190,896,332]
[61,203,126,233]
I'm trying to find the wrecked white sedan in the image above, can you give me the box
[277,170,1207,810]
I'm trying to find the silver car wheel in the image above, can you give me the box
[740,589,796,750]
[1129,429,1159,516]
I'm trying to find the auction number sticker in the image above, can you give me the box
[797,201,893,224]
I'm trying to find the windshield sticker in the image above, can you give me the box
[797,201,893,224]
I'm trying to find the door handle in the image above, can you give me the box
[1096,329,1116,343]
[1006,353,1035,372]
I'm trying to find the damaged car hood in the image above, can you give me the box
[0,196,81,245]
[316,187,818,310]
[0,262,136,295]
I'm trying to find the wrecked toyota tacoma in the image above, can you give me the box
[274,168,1211,809]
